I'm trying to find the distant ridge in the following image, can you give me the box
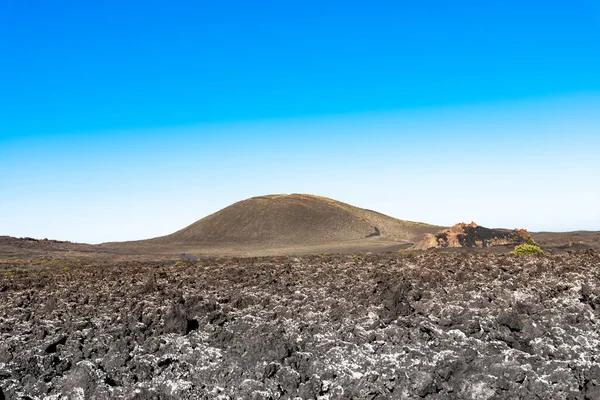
[143,194,439,248]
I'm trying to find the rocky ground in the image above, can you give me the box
[1,251,600,399]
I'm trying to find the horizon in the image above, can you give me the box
[1,1,599,244]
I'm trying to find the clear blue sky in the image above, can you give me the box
[1,1,599,243]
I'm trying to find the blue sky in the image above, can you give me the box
[1,1,599,243]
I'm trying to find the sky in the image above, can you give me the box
[1,1,599,243]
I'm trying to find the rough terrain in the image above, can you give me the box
[2,251,600,399]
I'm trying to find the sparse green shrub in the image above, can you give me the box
[512,243,543,256]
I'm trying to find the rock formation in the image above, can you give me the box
[415,222,534,250]
[2,252,600,399]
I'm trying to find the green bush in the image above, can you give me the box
[512,243,543,256]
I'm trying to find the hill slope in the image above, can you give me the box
[146,194,438,249]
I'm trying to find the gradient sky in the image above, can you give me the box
[1,1,599,243]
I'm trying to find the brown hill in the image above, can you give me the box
[414,222,533,250]
[137,194,439,252]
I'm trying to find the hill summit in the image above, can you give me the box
[150,194,437,248]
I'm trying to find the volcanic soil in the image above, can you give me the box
[2,251,600,399]
[103,194,441,257]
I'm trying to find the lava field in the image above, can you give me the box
[1,251,600,399]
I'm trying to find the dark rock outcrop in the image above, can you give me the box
[415,221,534,250]
[1,251,599,398]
